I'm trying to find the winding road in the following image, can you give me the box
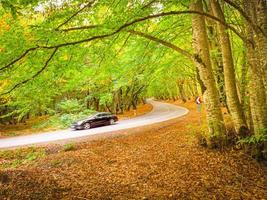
[0,100,188,149]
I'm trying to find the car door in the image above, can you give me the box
[94,114,106,126]
[98,114,109,126]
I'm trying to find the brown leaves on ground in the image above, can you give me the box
[0,101,266,200]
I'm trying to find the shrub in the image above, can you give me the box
[238,134,267,145]
[63,143,76,151]
[238,132,267,161]
[0,147,46,169]
[34,109,95,129]
[56,99,85,114]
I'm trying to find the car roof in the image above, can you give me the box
[95,112,111,115]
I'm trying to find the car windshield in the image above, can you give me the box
[95,113,110,117]
[80,113,99,120]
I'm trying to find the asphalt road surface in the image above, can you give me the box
[0,100,188,149]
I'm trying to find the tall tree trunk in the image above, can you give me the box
[210,47,226,107]
[244,0,267,135]
[211,0,249,136]
[255,0,267,96]
[196,67,206,94]
[238,48,253,130]
[206,8,227,107]
[177,79,187,102]
[239,49,249,109]
[191,0,226,148]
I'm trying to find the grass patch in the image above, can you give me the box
[63,143,76,152]
[0,147,46,169]
[2,132,17,137]
[50,159,62,167]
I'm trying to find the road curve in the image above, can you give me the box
[0,100,188,149]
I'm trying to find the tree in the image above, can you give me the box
[211,0,248,136]
[191,0,226,147]
[243,0,267,135]
[0,0,266,154]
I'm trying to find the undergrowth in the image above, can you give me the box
[0,147,46,169]
[63,143,76,151]
[33,99,95,129]
[237,131,267,161]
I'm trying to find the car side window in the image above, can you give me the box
[94,114,100,118]
[96,114,104,118]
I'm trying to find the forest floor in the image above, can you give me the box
[0,103,152,138]
[0,101,266,199]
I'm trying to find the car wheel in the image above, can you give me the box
[83,123,91,129]
[110,119,115,125]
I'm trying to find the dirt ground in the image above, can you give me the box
[0,101,266,200]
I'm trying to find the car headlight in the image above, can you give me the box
[77,121,84,126]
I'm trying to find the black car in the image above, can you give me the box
[71,112,118,130]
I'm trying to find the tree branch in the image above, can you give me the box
[60,25,100,32]
[222,0,266,37]
[123,10,247,42]
[141,0,158,9]
[128,30,194,61]
[0,46,38,71]
[50,10,248,48]
[55,0,95,30]
[0,47,58,96]
[115,33,131,56]
[128,30,208,68]
[56,10,248,42]
[1,10,248,72]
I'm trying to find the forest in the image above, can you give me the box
[0,0,266,157]
[0,0,267,159]
[0,0,267,199]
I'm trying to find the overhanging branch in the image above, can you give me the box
[60,25,100,32]
[128,30,207,68]
[0,46,38,71]
[222,0,266,37]
[47,10,248,48]
[1,47,58,96]
[1,10,248,73]
[57,10,247,41]
[56,0,96,30]
[128,30,194,61]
